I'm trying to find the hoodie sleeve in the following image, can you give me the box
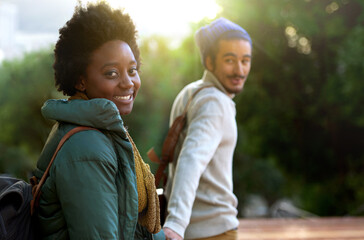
[164,93,225,237]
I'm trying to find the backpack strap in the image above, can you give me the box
[30,126,99,215]
[148,85,213,187]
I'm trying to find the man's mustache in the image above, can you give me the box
[228,74,245,79]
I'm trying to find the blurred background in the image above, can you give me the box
[0,0,363,218]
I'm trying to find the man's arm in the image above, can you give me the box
[164,95,224,238]
[164,227,183,240]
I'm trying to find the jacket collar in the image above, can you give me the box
[41,98,127,134]
[202,70,235,99]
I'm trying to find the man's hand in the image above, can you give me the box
[163,227,183,240]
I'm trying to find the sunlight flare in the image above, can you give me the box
[82,0,221,37]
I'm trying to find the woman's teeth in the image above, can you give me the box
[114,95,131,100]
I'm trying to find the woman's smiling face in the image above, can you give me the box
[77,40,141,115]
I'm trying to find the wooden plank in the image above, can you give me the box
[238,217,364,240]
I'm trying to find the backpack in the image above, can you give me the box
[0,126,97,240]
[147,85,212,224]
[0,176,37,240]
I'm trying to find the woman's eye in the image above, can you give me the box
[105,71,118,78]
[129,67,138,75]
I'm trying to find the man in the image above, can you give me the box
[163,18,252,240]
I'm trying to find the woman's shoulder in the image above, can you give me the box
[35,122,119,181]
[54,124,117,165]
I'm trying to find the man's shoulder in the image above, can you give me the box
[179,80,223,99]
[194,85,230,104]
[175,81,228,110]
[179,80,204,94]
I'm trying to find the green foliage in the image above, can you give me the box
[123,34,204,171]
[0,48,61,173]
[218,0,364,216]
[233,152,284,207]
[0,0,363,217]
[0,143,33,180]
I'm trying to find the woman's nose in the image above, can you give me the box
[119,73,134,88]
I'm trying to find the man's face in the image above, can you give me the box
[206,39,252,94]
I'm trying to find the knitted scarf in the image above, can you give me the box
[126,131,161,233]
[69,92,161,233]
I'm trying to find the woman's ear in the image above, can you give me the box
[75,77,86,92]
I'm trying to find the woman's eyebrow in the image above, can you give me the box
[101,62,119,69]
[101,60,137,69]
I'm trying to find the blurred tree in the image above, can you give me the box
[1,0,363,217]
[0,143,33,180]
[124,33,204,171]
[217,0,364,215]
[0,48,60,178]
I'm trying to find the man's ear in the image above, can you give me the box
[205,56,214,72]
[75,77,86,92]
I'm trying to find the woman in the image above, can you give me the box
[33,2,164,239]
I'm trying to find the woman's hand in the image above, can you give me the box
[163,227,183,240]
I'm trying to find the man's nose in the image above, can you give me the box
[235,62,245,76]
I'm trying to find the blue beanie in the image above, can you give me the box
[195,17,251,66]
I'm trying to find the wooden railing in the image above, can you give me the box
[238,217,364,240]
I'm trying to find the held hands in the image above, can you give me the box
[163,227,183,240]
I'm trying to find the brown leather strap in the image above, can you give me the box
[160,115,186,164]
[148,148,168,187]
[162,85,213,164]
[30,126,99,215]
[155,163,168,188]
[181,85,213,117]
[147,148,161,164]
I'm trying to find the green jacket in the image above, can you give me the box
[34,99,164,240]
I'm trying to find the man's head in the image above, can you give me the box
[195,18,252,94]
